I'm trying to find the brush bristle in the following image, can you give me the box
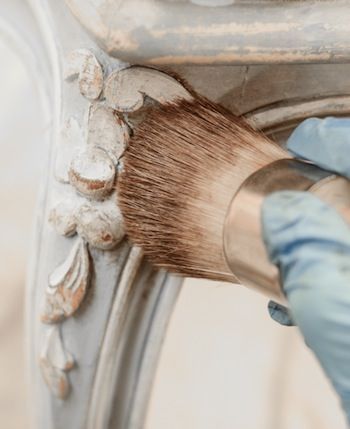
[117,96,288,282]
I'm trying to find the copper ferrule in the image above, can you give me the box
[223,159,350,302]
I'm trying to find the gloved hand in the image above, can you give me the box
[261,117,350,425]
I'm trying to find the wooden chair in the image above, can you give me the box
[3,1,350,427]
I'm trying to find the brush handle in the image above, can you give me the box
[223,159,350,302]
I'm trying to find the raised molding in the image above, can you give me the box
[65,0,350,65]
[103,67,192,112]
[38,44,192,403]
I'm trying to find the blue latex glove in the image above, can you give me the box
[262,117,350,424]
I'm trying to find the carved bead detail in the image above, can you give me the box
[76,198,125,250]
[41,237,91,324]
[69,148,116,200]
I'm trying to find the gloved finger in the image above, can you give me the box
[267,300,294,326]
[287,117,350,179]
[262,190,350,423]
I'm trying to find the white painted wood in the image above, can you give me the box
[2,1,350,428]
[41,237,90,325]
[65,0,350,65]
[64,49,104,100]
[87,104,129,163]
[21,3,191,427]
[39,326,75,399]
[104,67,192,112]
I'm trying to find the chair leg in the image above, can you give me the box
[26,3,188,426]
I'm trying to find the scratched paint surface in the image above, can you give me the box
[65,0,350,64]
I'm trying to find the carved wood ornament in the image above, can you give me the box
[37,49,350,404]
[39,50,191,399]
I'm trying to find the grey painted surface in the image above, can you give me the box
[65,0,350,65]
[25,2,184,428]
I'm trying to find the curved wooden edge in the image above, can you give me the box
[65,0,350,65]
[23,2,189,425]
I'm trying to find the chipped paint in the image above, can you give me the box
[64,49,104,100]
[64,0,350,65]
[147,50,337,66]
[41,49,199,405]
[69,148,116,200]
[104,66,192,112]
[41,238,90,323]
[151,22,301,38]
[88,104,129,163]
[76,199,125,250]
[40,326,74,399]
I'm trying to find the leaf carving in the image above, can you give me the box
[42,63,193,401]
[64,49,103,100]
[104,66,192,112]
[88,104,129,163]
[39,326,74,399]
[41,237,91,323]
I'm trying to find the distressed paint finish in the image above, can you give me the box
[64,48,104,100]
[40,49,129,395]
[104,67,192,112]
[31,26,192,423]
[41,237,90,324]
[75,199,125,250]
[248,95,350,132]
[69,148,116,199]
[87,104,129,163]
[65,0,350,65]
[49,196,125,250]
[39,326,75,399]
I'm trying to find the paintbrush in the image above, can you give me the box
[117,91,349,300]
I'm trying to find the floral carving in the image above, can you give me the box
[75,199,124,250]
[41,50,192,398]
[41,237,90,324]
[104,66,192,112]
[64,49,104,100]
[87,104,129,163]
[40,326,74,399]
[49,197,124,251]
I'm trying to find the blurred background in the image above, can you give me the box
[0,23,348,429]
[0,37,44,428]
